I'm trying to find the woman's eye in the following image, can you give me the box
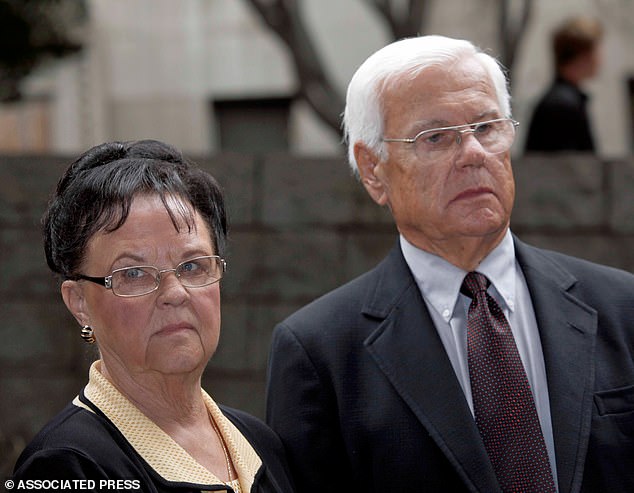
[124,268,146,279]
[180,261,198,273]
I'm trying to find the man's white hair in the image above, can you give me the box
[342,35,511,174]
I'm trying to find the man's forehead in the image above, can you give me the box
[381,59,499,128]
[383,58,494,101]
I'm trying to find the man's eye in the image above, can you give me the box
[474,122,493,134]
[422,130,452,146]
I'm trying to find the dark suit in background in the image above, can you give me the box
[525,78,595,152]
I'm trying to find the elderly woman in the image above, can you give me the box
[13,140,294,493]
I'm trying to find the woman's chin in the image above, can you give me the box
[147,344,209,376]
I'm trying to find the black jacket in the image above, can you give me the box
[525,77,595,152]
[13,392,295,493]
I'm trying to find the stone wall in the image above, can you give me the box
[1,152,633,477]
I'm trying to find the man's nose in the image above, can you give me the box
[454,130,487,163]
[455,128,479,146]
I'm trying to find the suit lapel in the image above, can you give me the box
[515,239,598,493]
[361,241,598,493]
[362,245,501,493]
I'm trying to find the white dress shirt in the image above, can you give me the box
[400,229,558,485]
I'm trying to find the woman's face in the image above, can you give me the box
[62,194,221,381]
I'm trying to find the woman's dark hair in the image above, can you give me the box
[43,139,227,279]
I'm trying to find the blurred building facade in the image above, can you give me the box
[1,0,633,157]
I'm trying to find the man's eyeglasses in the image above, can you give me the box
[75,255,227,297]
[382,118,519,161]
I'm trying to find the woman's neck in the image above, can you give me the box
[98,359,208,428]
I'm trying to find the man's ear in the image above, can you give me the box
[61,280,90,327]
[354,142,389,206]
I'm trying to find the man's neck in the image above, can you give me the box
[400,228,509,272]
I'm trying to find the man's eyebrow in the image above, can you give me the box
[473,110,502,121]
[411,119,451,131]
[408,111,503,135]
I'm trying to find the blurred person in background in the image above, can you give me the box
[525,15,603,153]
[12,139,294,493]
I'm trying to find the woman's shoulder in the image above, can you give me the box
[13,401,146,482]
[220,406,279,443]
[16,402,103,456]
[220,406,296,493]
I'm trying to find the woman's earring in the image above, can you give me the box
[80,325,96,344]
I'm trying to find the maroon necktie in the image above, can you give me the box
[462,272,556,492]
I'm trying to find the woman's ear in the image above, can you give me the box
[354,142,389,206]
[61,280,89,326]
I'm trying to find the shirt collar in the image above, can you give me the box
[475,229,516,312]
[79,361,262,491]
[400,229,516,322]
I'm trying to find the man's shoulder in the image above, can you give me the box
[280,268,377,331]
[280,243,405,328]
[540,80,584,105]
[517,239,634,294]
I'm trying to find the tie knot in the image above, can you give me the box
[461,271,490,299]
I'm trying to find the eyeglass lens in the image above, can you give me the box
[111,256,223,296]
[414,120,516,159]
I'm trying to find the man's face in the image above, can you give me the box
[358,57,515,256]
[583,45,602,79]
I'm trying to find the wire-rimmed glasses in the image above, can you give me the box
[75,255,227,297]
[382,118,519,161]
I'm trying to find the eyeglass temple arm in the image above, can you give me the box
[382,137,416,143]
[75,274,112,289]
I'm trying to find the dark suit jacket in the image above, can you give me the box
[13,392,295,493]
[525,77,595,153]
[266,236,634,492]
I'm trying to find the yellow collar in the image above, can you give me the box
[75,361,262,491]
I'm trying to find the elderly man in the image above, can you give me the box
[266,35,634,492]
